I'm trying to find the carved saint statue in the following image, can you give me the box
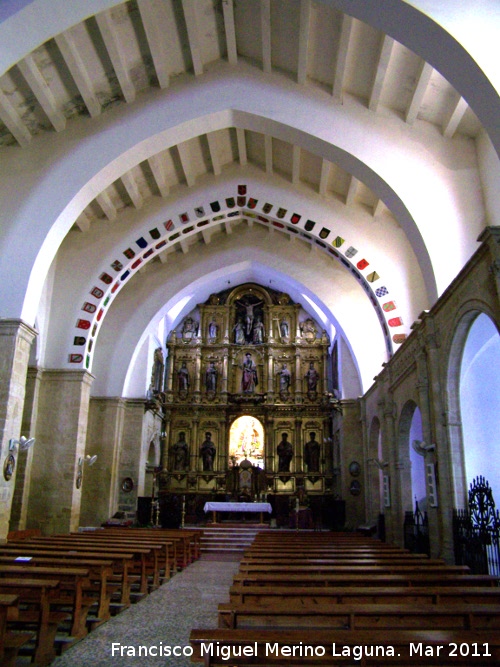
[172,432,189,471]
[304,432,320,472]
[279,317,289,339]
[177,361,190,392]
[200,432,216,471]
[277,433,293,472]
[233,319,245,345]
[241,352,258,393]
[305,361,319,392]
[208,319,217,340]
[252,316,265,344]
[205,361,218,393]
[277,362,291,393]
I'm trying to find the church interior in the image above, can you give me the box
[1,0,500,663]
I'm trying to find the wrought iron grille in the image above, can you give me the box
[453,476,500,576]
[403,499,430,555]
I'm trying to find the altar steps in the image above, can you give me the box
[193,525,269,558]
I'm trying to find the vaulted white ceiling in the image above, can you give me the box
[0,0,498,396]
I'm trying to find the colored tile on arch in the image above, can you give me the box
[383,301,396,312]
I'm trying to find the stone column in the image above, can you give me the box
[160,408,171,471]
[26,369,94,534]
[221,349,229,397]
[191,414,200,471]
[294,349,302,404]
[265,416,275,472]
[414,342,441,558]
[193,349,201,403]
[267,355,274,395]
[9,366,42,531]
[294,417,302,472]
[421,314,455,562]
[0,320,37,540]
[115,400,146,516]
[79,397,125,527]
[381,396,399,545]
[165,343,175,403]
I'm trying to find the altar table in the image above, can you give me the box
[203,502,272,524]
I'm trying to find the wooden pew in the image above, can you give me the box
[0,578,63,667]
[0,554,114,627]
[0,565,91,639]
[229,583,500,606]
[101,527,201,568]
[23,536,163,592]
[72,530,177,579]
[232,572,499,588]
[1,543,135,607]
[218,601,500,630]
[241,552,431,561]
[237,563,471,575]
[0,594,20,664]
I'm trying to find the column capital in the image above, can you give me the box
[0,318,37,345]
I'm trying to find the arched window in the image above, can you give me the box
[409,407,426,510]
[460,313,500,500]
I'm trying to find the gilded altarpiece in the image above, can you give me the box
[147,284,341,513]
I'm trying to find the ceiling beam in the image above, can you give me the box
[297,0,311,85]
[177,142,196,187]
[222,0,238,66]
[368,34,394,112]
[345,175,359,206]
[405,60,433,125]
[206,132,221,176]
[332,14,353,103]
[319,159,331,196]
[179,239,189,254]
[264,134,273,174]
[121,171,143,209]
[75,211,91,232]
[236,128,247,166]
[261,0,271,74]
[224,220,233,235]
[181,0,203,76]
[201,228,212,245]
[443,95,468,138]
[137,0,170,88]
[0,88,31,146]
[95,9,136,103]
[292,144,301,185]
[373,198,385,217]
[17,55,66,132]
[55,30,101,117]
[96,190,117,221]
[148,153,169,197]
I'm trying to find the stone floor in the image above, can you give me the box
[50,557,241,667]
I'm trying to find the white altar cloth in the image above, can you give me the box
[203,502,272,513]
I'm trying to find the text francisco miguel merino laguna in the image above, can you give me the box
[113,640,492,660]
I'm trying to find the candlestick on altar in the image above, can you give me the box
[181,495,186,529]
[295,496,300,531]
